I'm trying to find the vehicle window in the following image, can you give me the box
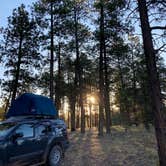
[0,123,16,138]
[15,124,34,138]
[36,125,47,136]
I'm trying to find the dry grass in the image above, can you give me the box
[62,125,159,166]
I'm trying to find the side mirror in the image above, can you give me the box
[12,132,23,141]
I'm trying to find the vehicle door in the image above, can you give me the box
[33,124,50,162]
[7,123,37,166]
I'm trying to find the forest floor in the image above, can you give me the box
[61,125,159,166]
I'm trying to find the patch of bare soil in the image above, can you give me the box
[62,126,159,166]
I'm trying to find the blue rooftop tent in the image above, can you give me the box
[6,93,58,118]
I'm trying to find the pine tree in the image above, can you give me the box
[1,4,42,102]
[33,0,70,101]
[137,0,166,165]
[64,0,91,132]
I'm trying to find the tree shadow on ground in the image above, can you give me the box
[62,126,158,166]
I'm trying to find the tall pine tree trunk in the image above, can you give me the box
[70,96,76,131]
[76,112,80,128]
[80,90,85,133]
[137,0,166,165]
[98,1,105,136]
[103,34,111,134]
[55,42,61,114]
[11,35,23,101]
[50,1,54,100]
[74,5,85,133]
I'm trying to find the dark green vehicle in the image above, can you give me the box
[0,117,69,166]
[0,93,69,166]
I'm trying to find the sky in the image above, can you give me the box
[0,0,35,26]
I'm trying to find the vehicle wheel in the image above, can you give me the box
[48,145,63,166]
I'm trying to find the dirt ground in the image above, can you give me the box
[61,126,159,166]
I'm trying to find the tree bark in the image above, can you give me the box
[89,103,92,128]
[137,0,166,165]
[70,97,76,131]
[103,33,111,134]
[50,0,54,100]
[55,42,61,115]
[98,1,105,136]
[11,34,23,101]
[76,112,80,128]
[74,4,85,133]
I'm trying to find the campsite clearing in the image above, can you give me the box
[62,126,158,166]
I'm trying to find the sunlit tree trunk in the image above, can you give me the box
[76,112,80,128]
[70,97,76,131]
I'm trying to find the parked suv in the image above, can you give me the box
[0,116,69,166]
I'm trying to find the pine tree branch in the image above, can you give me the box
[150,26,166,30]
[161,93,166,100]
[155,44,166,54]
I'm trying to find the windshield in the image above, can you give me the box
[0,123,16,138]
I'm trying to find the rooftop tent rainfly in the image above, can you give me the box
[6,93,58,118]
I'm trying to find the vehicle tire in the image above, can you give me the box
[47,145,63,166]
